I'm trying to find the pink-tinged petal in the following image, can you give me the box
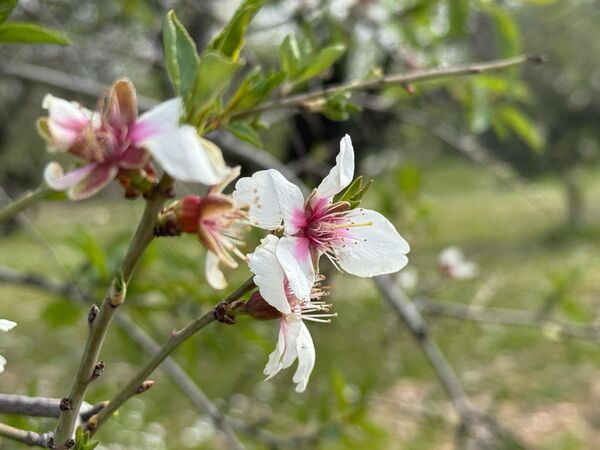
[42,94,97,151]
[130,98,183,144]
[276,236,314,301]
[44,162,97,191]
[108,79,138,128]
[247,235,291,314]
[312,134,355,204]
[292,322,315,393]
[233,169,304,231]
[0,319,16,332]
[335,208,410,277]
[205,251,227,290]
[68,164,118,200]
[275,177,306,235]
[118,146,149,170]
[144,126,228,185]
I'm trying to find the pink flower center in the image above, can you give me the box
[294,198,372,263]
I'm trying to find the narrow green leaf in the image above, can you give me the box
[226,122,263,148]
[448,0,469,36]
[0,0,18,24]
[294,44,346,83]
[163,10,199,96]
[226,70,285,113]
[279,35,301,76]
[486,4,521,56]
[497,105,544,152]
[207,0,265,61]
[189,51,241,124]
[0,22,70,45]
[336,176,364,202]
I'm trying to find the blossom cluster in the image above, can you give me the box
[36,81,410,392]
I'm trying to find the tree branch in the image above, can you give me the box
[53,180,172,449]
[232,54,544,118]
[0,185,52,225]
[416,297,600,342]
[0,422,53,448]
[89,277,256,438]
[0,394,98,420]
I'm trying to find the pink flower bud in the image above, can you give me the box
[243,291,283,321]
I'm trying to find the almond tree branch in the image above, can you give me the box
[0,422,54,448]
[0,394,99,420]
[374,276,529,449]
[89,276,256,437]
[231,54,544,119]
[0,185,52,225]
[53,179,172,449]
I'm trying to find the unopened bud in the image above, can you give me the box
[136,380,155,394]
[91,361,105,380]
[109,276,126,307]
[87,304,99,326]
[242,292,283,321]
[59,397,72,411]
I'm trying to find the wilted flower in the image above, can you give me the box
[247,235,334,392]
[438,246,479,280]
[40,78,229,200]
[157,168,248,289]
[0,319,16,374]
[234,134,410,300]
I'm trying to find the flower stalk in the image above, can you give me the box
[0,185,53,225]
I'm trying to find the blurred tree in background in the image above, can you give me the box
[1,0,600,449]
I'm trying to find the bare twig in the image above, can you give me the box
[416,297,600,342]
[0,422,54,448]
[53,179,172,449]
[0,185,52,225]
[232,55,544,119]
[374,276,529,449]
[89,277,256,437]
[0,394,97,420]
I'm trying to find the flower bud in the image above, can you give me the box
[242,292,283,321]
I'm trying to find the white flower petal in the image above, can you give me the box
[144,125,228,185]
[44,162,97,191]
[233,169,303,230]
[280,318,302,369]
[438,246,463,266]
[42,94,96,150]
[247,235,291,314]
[292,322,315,393]
[335,208,410,277]
[0,354,5,374]
[264,323,285,380]
[313,134,355,202]
[276,236,314,301]
[205,251,227,290]
[0,319,16,332]
[130,98,183,143]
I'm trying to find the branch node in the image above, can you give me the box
[109,276,127,307]
[527,54,547,65]
[65,438,75,448]
[90,361,105,381]
[214,302,237,325]
[87,304,99,326]
[136,380,155,394]
[59,398,72,411]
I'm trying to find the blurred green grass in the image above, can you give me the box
[1,158,600,449]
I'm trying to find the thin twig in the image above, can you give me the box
[374,276,529,449]
[416,298,600,342]
[0,422,53,448]
[90,277,256,437]
[0,185,52,225]
[0,394,96,420]
[53,180,172,449]
[231,54,544,119]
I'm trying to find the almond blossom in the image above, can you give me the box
[438,246,479,280]
[0,319,17,374]
[157,168,248,290]
[247,235,333,392]
[40,78,228,200]
[233,134,410,300]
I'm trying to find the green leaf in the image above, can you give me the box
[279,35,301,76]
[320,91,360,122]
[0,22,70,45]
[486,4,521,57]
[448,0,469,37]
[74,426,99,450]
[334,176,372,208]
[226,122,263,148]
[163,10,199,96]
[0,0,18,24]
[226,70,285,113]
[496,105,544,152]
[207,0,264,61]
[188,51,241,125]
[294,44,346,83]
